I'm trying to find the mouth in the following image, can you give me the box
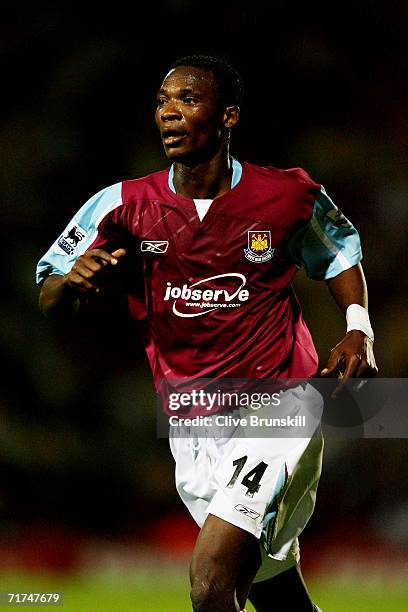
[161,128,187,146]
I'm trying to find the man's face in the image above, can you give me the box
[155,66,229,163]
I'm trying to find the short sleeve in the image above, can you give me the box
[36,182,122,284]
[287,186,362,280]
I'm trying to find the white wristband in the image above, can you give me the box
[346,304,374,341]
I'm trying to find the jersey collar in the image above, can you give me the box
[168,158,242,194]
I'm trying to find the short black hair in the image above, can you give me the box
[169,55,244,108]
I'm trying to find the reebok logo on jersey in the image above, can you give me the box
[164,273,249,318]
[141,240,169,253]
[56,223,88,256]
[244,230,275,263]
[234,504,260,520]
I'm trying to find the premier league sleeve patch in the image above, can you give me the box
[244,230,275,263]
[54,222,89,256]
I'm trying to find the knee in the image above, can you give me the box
[190,582,235,612]
[190,570,235,611]
[190,580,216,611]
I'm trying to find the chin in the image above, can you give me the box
[164,147,193,163]
[164,147,215,167]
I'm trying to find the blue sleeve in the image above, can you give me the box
[287,186,362,280]
[36,182,122,284]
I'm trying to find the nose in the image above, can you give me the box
[160,100,182,122]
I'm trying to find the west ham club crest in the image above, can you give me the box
[244,230,275,263]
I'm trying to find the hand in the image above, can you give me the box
[62,248,127,295]
[321,330,378,398]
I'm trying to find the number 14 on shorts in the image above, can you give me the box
[227,455,268,497]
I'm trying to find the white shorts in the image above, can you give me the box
[169,383,324,581]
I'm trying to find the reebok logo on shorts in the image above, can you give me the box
[234,504,260,520]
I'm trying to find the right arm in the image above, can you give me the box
[39,248,126,319]
[36,181,127,318]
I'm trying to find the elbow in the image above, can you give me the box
[38,287,57,319]
[38,280,80,320]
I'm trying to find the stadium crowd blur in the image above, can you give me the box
[1,2,407,575]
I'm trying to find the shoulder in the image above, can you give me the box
[72,167,169,233]
[69,181,123,229]
[83,166,169,209]
[80,167,169,222]
[122,167,170,203]
[243,161,321,194]
[240,162,321,225]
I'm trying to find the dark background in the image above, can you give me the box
[1,0,407,575]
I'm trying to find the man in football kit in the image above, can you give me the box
[37,56,377,611]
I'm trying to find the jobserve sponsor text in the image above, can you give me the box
[164,273,249,318]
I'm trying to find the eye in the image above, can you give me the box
[156,97,167,107]
[183,96,197,105]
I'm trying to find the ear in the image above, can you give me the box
[223,106,240,129]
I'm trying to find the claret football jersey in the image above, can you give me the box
[37,160,362,389]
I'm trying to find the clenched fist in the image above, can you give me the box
[63,248,127,295]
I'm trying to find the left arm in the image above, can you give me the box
[287,184,378,385]
[321,263,378,381]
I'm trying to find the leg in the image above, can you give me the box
[248,565,315,611]
[189,513,261,612]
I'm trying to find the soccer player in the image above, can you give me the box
[37,56,377,611]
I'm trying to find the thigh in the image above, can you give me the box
[209,434,323,552]
[169,427,217,528]
[190,513,262,610]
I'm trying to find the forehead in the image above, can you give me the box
[159,66,217,93]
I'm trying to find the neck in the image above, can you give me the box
[172,144,232,199]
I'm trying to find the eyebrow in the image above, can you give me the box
[158,87,199,95]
